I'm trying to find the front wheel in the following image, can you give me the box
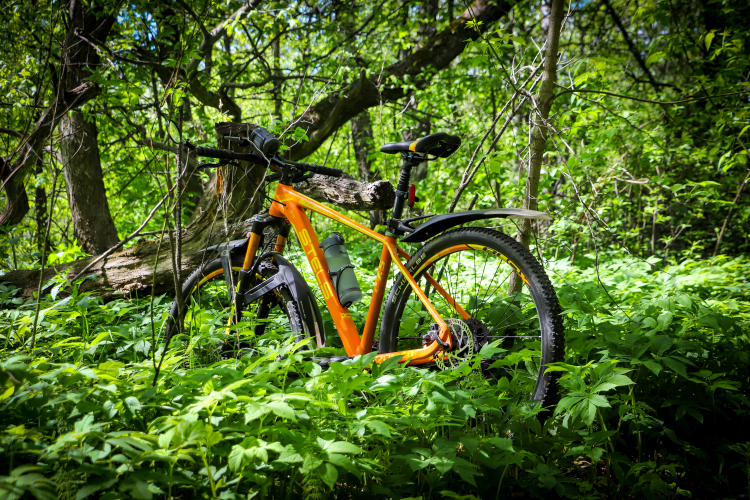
[162,255,322,365]
[380,227,564,408]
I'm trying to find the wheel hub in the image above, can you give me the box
[463,317,491,349]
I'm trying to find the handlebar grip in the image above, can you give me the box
[307,164,344,177]
[193,147,257,162]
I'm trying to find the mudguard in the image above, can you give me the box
[270,255,326,348]
[203,237,249,256]
[235,254,326,348]
[400,208,552,243]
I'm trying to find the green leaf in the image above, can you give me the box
[327,441,364,454]
[645,51,665,66]
[267,401,297,421]
[76,484,104,500]
[662,357,688,378]
[365,420,392,438]
[487,437,514,451]
[642,360,663,375]
[228,445,245,472]
[276,445,304,463]
[594,374,635,393]
[705,31,715,50]
[589,394,610,408]
[245,402,272,422]
[124,396,141,412]
[321,463,338,489]
[129,480,153,500]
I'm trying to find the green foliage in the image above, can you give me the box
[2,0,750,497]
[1,256,749,498]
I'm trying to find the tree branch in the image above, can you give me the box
[288,0,513,160]
[1,82,102,226]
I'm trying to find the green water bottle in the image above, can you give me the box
[319,232,362,308]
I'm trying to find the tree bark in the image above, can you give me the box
[517,0,564,248]
[509,0,564,292]
[59,111,119,254]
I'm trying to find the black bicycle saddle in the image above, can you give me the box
[380,132,461,158]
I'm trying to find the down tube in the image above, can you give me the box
[283,201,362,356]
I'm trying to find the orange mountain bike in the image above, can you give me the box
[163,127,564,406]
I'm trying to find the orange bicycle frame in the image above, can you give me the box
[240,182,464,365]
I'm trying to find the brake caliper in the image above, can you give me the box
[423,323,450,349]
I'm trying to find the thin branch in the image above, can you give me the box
[553,86,750,105]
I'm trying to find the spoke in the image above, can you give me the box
[474,264,510,317]
[487,288,523,334]
[486,335,542,339]
[487,315,538,335]
[472,249,491,319]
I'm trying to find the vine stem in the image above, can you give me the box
[30,166,60,351]
[495,463,510,500]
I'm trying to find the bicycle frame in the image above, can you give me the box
[239,182,463,365]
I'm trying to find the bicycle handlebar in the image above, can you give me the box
[191,145,344,179]
[193,146,259,162]
[285,160,344,178]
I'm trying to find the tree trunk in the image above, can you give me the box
[59,111,119,254]
[0,1,114,228]
[351,111,387,228]
[0,166,394,300]
[509,0,564,292]
[56,0,119,255]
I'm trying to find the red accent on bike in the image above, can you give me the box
[408,184,416,208]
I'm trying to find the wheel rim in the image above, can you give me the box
[177,264,302,364]
[389,244,548,403]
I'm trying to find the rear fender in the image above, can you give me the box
[399,208,552,243]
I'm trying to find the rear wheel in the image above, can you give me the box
[163,255,320,364]
[380,228,564,408]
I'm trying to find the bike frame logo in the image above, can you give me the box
[298,228,335,301]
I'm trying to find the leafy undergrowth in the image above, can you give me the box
[1,256,749,500]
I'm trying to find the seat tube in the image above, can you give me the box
[387,158,414,235]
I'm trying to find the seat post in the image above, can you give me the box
[386,155,419,236]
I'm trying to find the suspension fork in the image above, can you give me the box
[232,215,287,324]
[251,221,291,337]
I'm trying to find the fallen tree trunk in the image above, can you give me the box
[1,174,394,300]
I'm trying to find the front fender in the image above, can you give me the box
[400,208,552,243]
[270,255,326,348]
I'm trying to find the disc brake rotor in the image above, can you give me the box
[434,319,475,371]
